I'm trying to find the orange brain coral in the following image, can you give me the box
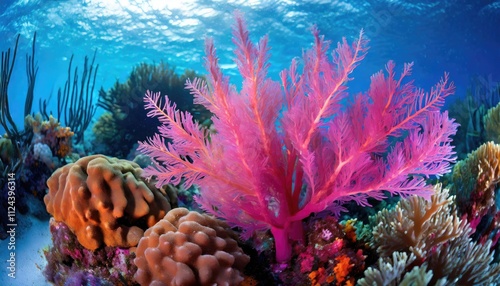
[44,154,174,250]
[134,208,250,286]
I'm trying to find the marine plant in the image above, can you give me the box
[448,75,500,157]
[139,15,457,262]
[40,51,99,145]
[94,61,210,158]
[0,32,38,173]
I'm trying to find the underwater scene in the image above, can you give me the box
[1,0,500,285]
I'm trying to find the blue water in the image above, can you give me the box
[1,0,499,131]
[1,1,500,285]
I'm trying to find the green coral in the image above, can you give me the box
[484,101,500,143]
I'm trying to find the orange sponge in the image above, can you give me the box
[44,154,174,250]
[134,208,250,286]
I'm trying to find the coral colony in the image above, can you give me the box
[3,12,500,286]
[138,14,456,263]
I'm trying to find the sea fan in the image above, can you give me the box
[138,14,457,262]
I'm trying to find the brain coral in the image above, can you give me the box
[44,154,174,250]
[134,207,250,286]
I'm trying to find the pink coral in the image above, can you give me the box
[139,14,457,262]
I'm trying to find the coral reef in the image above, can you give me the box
[452,142,500,224]
[0,114,74,239]
[372,185,468,259]
[450,141,500,259]
[361,185,500,285]
[44,219,137,286]
[25,113,74,160]
[133,207,250,286]
[44,154,175,250]
[276,216,368,285]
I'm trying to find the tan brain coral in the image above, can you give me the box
[44,154,174,250]
[134,208,250,286]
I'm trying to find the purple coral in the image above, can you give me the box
[43,219,137,286]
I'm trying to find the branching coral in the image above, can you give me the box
[40,52,99,144]
[365,185,500,285]
[361,236,500,285]
[44,154,175,250]
[0,32,37,176]
[426,235,500,285]
[372,185,468,259]
[357,252,417,286]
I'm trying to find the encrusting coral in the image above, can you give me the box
[43,219,137,286]
[44,154,175,250]
[133,207,250,286]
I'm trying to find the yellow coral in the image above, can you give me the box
[56,126,74,138]
[452,141,500,220]
[343,219,357,242]
[41,115,60,132]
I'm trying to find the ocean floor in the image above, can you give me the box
[0,209,52,286]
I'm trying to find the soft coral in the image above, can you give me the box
[138,14,457,262]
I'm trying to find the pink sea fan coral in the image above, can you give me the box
[138,14,457,262]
